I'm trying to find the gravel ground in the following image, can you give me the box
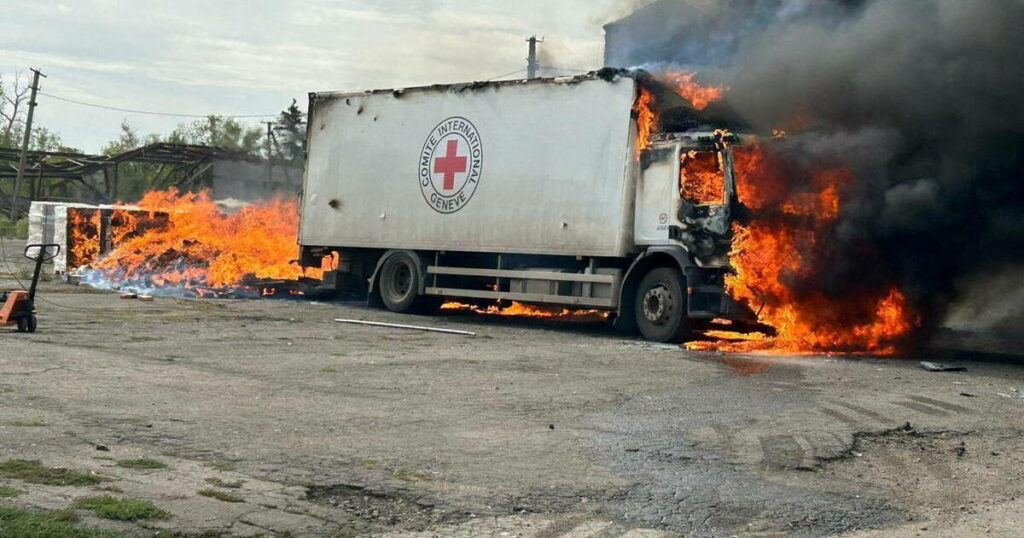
[2,237,1024,537]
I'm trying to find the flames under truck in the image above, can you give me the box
[299,69,755,342]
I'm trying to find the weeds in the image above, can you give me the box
[8,420,47,427]
[0,486,20,497]
[0,459,105,486]
[197,489,243,503]
[115,459,168,470]
[0,506,117,538]
[204,461,237,472]
[75,495,169,521]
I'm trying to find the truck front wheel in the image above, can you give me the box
[635,268,691,343]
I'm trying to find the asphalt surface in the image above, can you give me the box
[2,237,1024,537]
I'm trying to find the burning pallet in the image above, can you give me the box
[28,190,324,299]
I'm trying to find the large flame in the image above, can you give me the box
[656,72,726,111]
[68,208,101,269]
[633,72,725,157]
[633,87,656,156]
[87,189,318,294]
[680,149,726,205]
[689,145,918,355]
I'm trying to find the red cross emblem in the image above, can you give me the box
[419,117,483,214]
[433,139,468,191]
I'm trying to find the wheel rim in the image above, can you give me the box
[642,285,673,326]
[385,261,413,302]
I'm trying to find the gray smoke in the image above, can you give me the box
[612,0,1024,337]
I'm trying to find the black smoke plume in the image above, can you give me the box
[616,0,1024,337]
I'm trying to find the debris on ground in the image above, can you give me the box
[920,361,967,372]
[334,318,476,336]
[997,389,1024,400]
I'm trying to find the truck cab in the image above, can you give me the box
[626,130,750,341]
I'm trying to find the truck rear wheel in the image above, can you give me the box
[378,252,436,314]
[635,268,691,343]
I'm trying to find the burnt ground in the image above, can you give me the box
[2,237,1024,537]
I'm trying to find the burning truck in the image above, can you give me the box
[298,69,759,342]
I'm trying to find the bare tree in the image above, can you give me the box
[0,72,30,147]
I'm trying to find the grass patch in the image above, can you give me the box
[391,469,434,482]
[0,506,117,538]
[204,461,237,472]
[75,495,168,521]
[8,420,47,427]
[197,489,243,503]
[0,486,20,497]
[356,459,377,469]
[320,366,338,373]
[204,477,244,489]
[116,458,167,470]
[0,459,105,486]
[151,531,225,538]
[92,485,124,493]
[127,336,163,343]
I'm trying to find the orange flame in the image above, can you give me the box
[68,208,101,268]
[657,72,726,111]
[88,189,318,292]
[633,72,724,157]
[441,301,607,321]
[690,145,918,355]
[680,150,726,205]
[633,87,656,156]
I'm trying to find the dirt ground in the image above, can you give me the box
[2,237,1024,537]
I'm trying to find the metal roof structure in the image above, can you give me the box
[0,143,253,213]
[0,143,225,180]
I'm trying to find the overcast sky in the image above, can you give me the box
[1,0,636,153]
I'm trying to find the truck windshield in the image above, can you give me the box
[679,150,725,206]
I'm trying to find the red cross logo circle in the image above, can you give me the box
[418,117,483,214]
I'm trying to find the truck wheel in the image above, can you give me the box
[635,268,691,343]
[378,252,433,313]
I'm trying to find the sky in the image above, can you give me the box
[1,0,637,153]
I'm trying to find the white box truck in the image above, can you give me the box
[299,69,753,342]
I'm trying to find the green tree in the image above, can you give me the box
[98,121,163,201]
[272,99,305,165]
[167,115,263,152]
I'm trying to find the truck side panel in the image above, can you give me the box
[301,77,638,258]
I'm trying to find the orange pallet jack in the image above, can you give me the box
[1,243,59,333]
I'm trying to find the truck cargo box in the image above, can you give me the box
[301,74,641,258]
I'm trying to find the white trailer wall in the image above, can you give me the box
[301,75,640,258]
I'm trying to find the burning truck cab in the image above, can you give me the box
[299,69,755,342]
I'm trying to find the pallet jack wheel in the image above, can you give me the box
[16,314,36,333]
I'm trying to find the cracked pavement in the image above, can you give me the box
[2,238,1024,537]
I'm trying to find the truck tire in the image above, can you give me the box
[635,268,691,343]
[378,252,434,313]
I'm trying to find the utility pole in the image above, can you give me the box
[526,36,544,79]
[10,68,45,220]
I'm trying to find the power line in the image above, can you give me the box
[39,91,277,119]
